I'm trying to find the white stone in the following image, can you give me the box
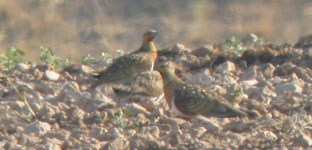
[16,63,31,71]
[45,70,60,81]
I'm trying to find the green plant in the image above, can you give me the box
[220,36,245,53]
[115,49,125,57]
[113,109,127,128]
[109,108,133,128]
[101,51,113,64]
[81,54,97,65]
[39,46,70,72]
[231,87,244,100]
[0,47,27,70]
[250,33,266,47]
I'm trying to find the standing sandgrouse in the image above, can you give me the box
[91,29,158,89]
[112,71,163,98]
[112,71,164,110]
[156,62,250,118]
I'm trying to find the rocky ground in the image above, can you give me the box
[2,35,312,150]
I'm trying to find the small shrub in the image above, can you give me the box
[250,33,266,47]
[81,54,97,65]
[0,47,28,70]
[39,46,70,72]
[220,36,245,53]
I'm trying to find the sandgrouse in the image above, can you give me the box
[156,62,251,118]
[91,29,158,89]
[112,71,164,110]
[113,71,163,99]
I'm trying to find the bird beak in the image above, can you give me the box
[150,30,158,38]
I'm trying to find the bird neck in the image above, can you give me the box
[162,71,184,88]
[141,41,157,52]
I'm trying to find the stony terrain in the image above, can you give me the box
[2,35,312,149]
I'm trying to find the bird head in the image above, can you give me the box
[156,60,175,77]
[142,29,158,43]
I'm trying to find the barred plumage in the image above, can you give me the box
[157,62,250,118]
[91,29,158,89]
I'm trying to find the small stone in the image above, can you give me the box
[86,96,115,112]
[191,45,214,57]
[38,103,58,121]
[169,130,182,147]
[9,101,25,111]
[189,69,212,86]
[17,134,27,145]
[255,131,277,141]
[125,103,151,117]
[150,126,160,138]
[275,82,303,94]
[215,61,236,74]
[104,137,129,150]
[16,63,31,72]
[261,63,275,78]
[241,79,258,86]
[125,129,136,137]
[24,121,51,136]
[240,66,258,81]
[293,133,312,148]
[210,85,227,95]
[192,117,221,133]
[101,128,124,141]
[152,107,164,117]
[129,137,161,150]
[191,126,207,138]
[83,111,106,125]
[172,43,189,53]
[45,70,60,81]
[44,142,61,150]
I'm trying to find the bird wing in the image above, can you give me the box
[130,71,163,97]
[96,54,153,82]
[114,71,163,97]
[174,84,216,117]
[174,84,247,118]
[205,95,247,117]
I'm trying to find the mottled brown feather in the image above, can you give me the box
[157,62,248,118]
[91,29,158,89]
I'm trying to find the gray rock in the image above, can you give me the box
[129,137,161,150]
[172,43,190,54]
[240,66,258,81]
[293,133,312,148]
[44,142,61,150]
[148,126,160,138]
[16,63,31,72]
[169,129,182,147]
[104,137,129,150]
[9,101,25,111]
[17,134,27,145]
[255,131,277,141]
[124,103,151,117]
[189,69,213,86]
[192,116,221,133]
[152,107,165,117]
[275,82,303,94]
[261,63,275,78]
[24,121,51,136]
[215,61,236,74]
[190,126,207,138]
[191,45,214,57]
